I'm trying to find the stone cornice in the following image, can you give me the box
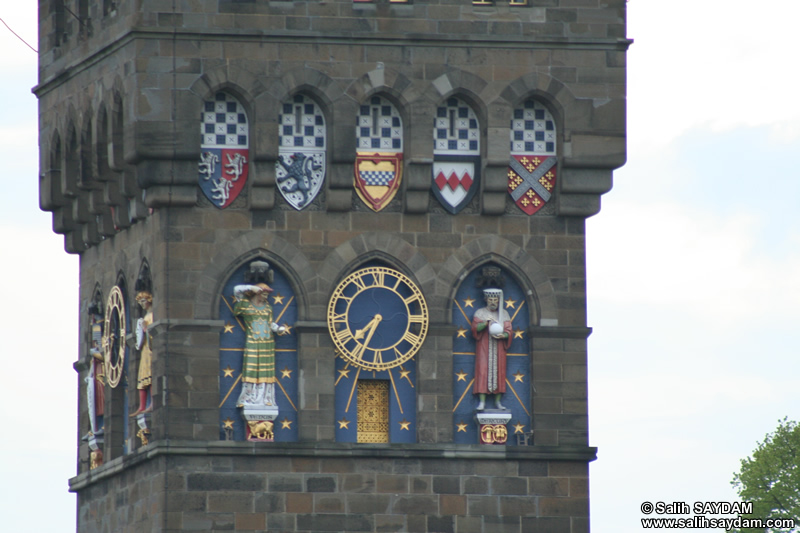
[69,439,597,492]
[35,26,632,97]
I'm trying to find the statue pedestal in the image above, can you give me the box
[475,410,512,445]
[87,433,104,469]
[136,413,151,446]
[241,406,279,442]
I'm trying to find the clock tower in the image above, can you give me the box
[37,0,629,531]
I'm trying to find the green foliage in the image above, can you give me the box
[731,418,800,532]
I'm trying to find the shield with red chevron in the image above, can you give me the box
[432,157,480,214]
[431,97,481,214]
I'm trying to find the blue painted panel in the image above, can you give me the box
[333,260,418,443]
[334,356,417,443]
[218,263,298,442]
[452,264,531,445]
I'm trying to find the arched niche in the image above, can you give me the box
[216,256,300,442]
[329,256,422,445]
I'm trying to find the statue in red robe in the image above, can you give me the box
[471,288,512,410]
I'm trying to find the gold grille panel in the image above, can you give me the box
[357,380,389,443]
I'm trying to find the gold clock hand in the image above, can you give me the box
[353,314,382,361]
[353,314,381,341]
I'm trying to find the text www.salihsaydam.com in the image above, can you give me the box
[641,516,796,530]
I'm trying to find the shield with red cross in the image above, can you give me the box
[432,156,480,215]
[508,155,556,215]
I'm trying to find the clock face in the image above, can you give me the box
[328,266,428,371]
[103,286,126,388]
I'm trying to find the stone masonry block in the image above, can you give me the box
[286,492,313,514]
[207,491,255,513]
[347,493,391,515]
[481,192,507,215]
[539,496,589,517]
[427,515,456,533]
[377,474,409,493]
[255,492,286,513]
[296,513,374,532]
[186,473,265,492]
[306,475,337,493]
[467,494,499,516]
[431,476,460,495]
[234,512,266,530]
[268,474,304,493]
[314,494,345,513]
[391,494,438,515]
[491,477,529,495]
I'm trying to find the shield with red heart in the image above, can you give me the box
[354,152,403,212]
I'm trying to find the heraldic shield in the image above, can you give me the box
[431,97,481,214]
[198,148,249,209]
[432,156,480,215]
[354,153,403,212]
[276,94,327,210]
[198,93,250,209]
[508,99,558,215]
[276,152,325,210]
[508,155,556,216]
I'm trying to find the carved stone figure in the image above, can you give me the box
[84,300,105,438]
[471,288,512,410]
[89,449,104,470]
[130,291,153,416]
[247,420,274,441]
[234,283,287,407]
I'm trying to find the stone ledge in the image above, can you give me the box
[296,323,585,338]
[529,326,592,339]
[69,440,597,492]
[151,319,226,332]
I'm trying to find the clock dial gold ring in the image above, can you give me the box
[327,266,428,371]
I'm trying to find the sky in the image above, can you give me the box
[1,2,799,532]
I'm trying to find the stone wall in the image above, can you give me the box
[71,443,593,533]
